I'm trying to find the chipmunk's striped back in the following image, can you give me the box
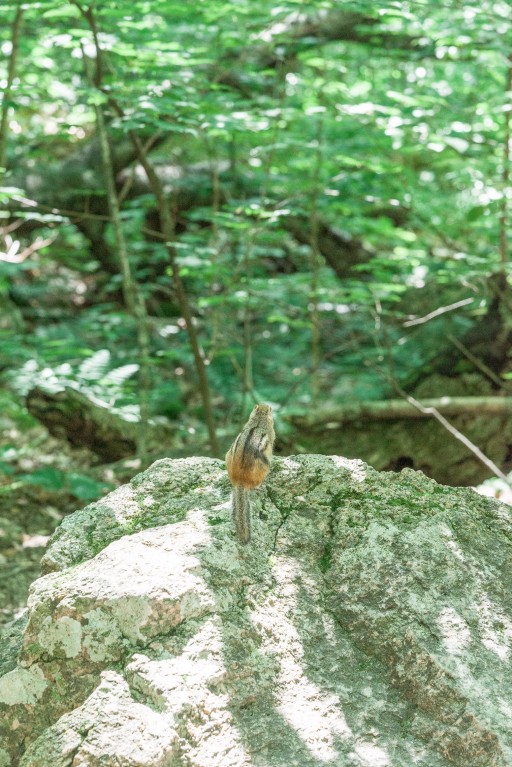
[225,404,275,543]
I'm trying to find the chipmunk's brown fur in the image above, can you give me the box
[225,404,275,544]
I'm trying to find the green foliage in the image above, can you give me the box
[16,467,111,501]
[1,0,510,441]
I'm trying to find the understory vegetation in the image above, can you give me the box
[1,0,512,621]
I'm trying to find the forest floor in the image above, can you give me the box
[0,416,126,628]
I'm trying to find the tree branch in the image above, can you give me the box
[289,397,512,425]
[0,2,24,174]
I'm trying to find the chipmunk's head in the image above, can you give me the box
[250,403,273,422]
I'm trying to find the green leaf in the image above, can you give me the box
[19,468,66,491]
[67,473,111,501]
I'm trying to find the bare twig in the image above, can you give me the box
[403,297,474,327]
[11,195,167,240]
[447,333,510,391]
[0,234,56,263]
[397,391,509,483]
[377,311,510,484]
[290,394,509,481]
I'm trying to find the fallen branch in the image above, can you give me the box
[289,397,512,427]
[400,392,509,483]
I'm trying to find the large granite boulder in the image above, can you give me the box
[1,456,511,766]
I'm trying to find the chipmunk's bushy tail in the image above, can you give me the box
[232,485,250,544]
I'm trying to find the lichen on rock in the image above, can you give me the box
[1,455,511,767]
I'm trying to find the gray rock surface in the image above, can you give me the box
[1,455,512,766]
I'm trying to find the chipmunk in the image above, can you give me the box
[225,403,275,544]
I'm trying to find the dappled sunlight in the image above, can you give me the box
[105,483,142,523]
[439,528,512,662]
[126,620,256,765]
[475,592,512,662]
[3,0,512,762]
[440,525,465,562]
[353,742,391,767]
[249,556,390,765]
[329,455,367,483]
[437,606,471,655]
[275,670,353,762]
[497,697,512,718]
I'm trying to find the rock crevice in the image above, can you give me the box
[1,456,511,767]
